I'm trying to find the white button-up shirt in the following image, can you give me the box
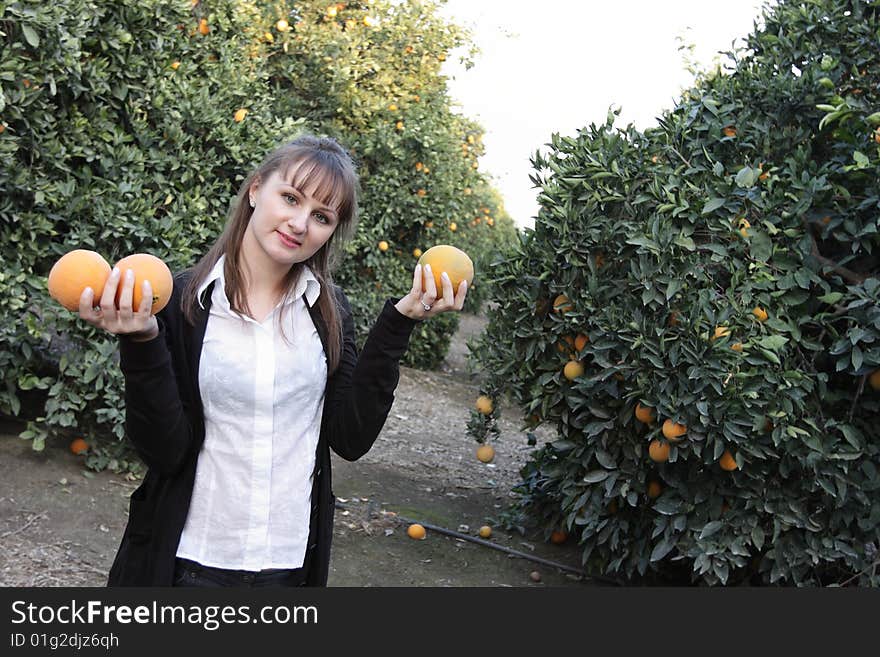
[175,256,327,571]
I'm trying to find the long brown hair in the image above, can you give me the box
[181,134,360,374]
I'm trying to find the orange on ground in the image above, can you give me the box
[475,395,493,415]
[113,253,173,314]
[478,526,492,539]
[69,438,89,455]
[48,249,112,311]
[662,419,686,442]
[563,360,584,381]
[476,444,495,463]
[648,439,670,463]
[552,294,573,313]
[635,403,656,425]
[549,530,567,545]
[378,240,389,252]
[406,524,426,540]
[417,244,474,296]
[870,369,880,391]
[719,450,738,471]
[647,480,662,499]
[752,306,768,322]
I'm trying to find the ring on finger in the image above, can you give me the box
[422,301,432,311]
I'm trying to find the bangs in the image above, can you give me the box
[281,155,353,216]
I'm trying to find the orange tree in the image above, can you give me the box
[468,0,880,585]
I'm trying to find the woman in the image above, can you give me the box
[78,134,467,586]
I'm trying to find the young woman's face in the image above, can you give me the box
[242,167,340,276]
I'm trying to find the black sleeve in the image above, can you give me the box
[117,288,197,476]
[322,291,417,461]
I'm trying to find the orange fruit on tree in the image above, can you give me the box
[719,450,738,471]
[234,108,248,122]
[478,526,492,539]
[170,61,181,70]
[198,18,209,35]
[634,403,656,425]
[476,444,495,463]
[731,342,744,352]
[406,524,426,540]
[647,480,662,499]
[475,395,493,415]
[870,369,880,391]
[412,248,422,258]
[723,125,737,137]
[574,333,589,351]
[563,360,584,381]
[752,306,768,322]
[662,419,686,442]
[648,439,670,463]
[549,530,567,544]
[712,326,731,341]
[48,249,112,311]
[556,335,575,354]
[276,19,289,32]
[113,253,174,314]
[448,222,457,232]
[417,244,474,296]
[378,240,389,252]
[395,121,404,130]
[553,294,573,313]
[69,438,89,455]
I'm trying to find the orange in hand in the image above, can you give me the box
[417,245,474,296]
[48,249,112,311]
[113,253,173,314]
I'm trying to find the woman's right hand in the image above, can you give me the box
[78,267,159,342]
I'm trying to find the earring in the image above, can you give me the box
[249,198,255,208]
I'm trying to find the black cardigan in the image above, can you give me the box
[107,270,417,586]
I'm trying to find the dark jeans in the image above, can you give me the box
[173,556,309,587]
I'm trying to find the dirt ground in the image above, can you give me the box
[0,313,593,588]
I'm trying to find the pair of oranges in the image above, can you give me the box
[48,249,173,315]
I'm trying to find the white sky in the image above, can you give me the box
[439,0,769,229]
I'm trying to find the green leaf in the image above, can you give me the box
[735,166,758,188]
[22,25,40,48]
[760,348,781,364]
[750,231,773,262]
[853,151,869,168]
[650,538,675,562]
[702,197,726,215]
[674,236,696,251]
[583,470,611,483]
[757,335,789,351]
[699,520,724,540]
[751,526,765,551]
[817,292,844,304]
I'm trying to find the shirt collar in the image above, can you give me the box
[197,255,322,309]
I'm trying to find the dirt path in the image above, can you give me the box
[0,314,592,587]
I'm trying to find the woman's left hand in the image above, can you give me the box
[395,263,468,320]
